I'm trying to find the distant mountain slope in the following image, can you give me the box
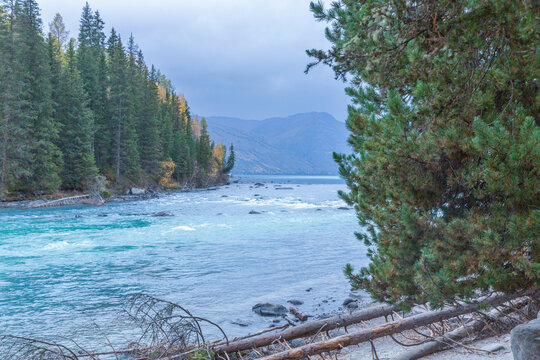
[204,112,350,175]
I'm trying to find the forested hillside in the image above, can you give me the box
[0,0,233,199]
[205,112,349,174]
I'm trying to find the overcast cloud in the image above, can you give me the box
[39,0,348,121]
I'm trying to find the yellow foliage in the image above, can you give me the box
[159,159,176,188]
[157,84,167,102]
[211,143,226,177]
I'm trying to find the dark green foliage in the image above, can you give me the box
[0,1,32,195]
[223,144,235,174]
[77,3,108,172]
[0,0,232,197]
[197,118,212,175]
[135,50,162,177]
[108,30,141,186]
[57,40,98,189]
[310,1,539,307]
[16,0,62,194]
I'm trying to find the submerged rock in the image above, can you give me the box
[338,206,352,210]
[231,319,250,327]
[287,299,304,306]
[252,303,287,317]
[343,298,359,309]
[249,210,262,215]
[152,211,174,217]
[342,298,356,306]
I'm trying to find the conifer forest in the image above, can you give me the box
[0,0,234,199]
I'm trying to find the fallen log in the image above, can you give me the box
[289,306,308,322]
[27,194,104,208]
[212,303,396,354]
[259,293,519,360]
[394,296,530,360]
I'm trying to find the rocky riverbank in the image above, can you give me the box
[241,288,537,360]
[0,182,230,210]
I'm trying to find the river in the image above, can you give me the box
[0,175,369,352]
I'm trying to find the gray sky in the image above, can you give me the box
[39,0,348,121]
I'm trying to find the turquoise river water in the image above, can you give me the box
[0,175,368,352]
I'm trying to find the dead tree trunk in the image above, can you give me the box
[289,306,308,322]
[259,293,518,360]
[394,296,530,360]
[212,304,396,354]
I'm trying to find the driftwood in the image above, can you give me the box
[212,304,396,354]
[394,296,530,360]
[259,293,518,360]
[27,194,104,208]
[289,306,308,322]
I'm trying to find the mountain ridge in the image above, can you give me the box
[201,112,350,175]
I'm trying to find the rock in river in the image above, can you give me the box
[287,299,304,306]
[249,210,262,215]
[252,303,287,317]
[152,211,174,217]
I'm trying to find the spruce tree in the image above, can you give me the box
[0,0,31,195]
[223,144,235,174]
[57,40,98,190]
[196,118,212,178]
[16,0,62,194]
[309,1,539,307]
[108,29,140,186]
[77,3,109,172]
[137,53,162,177]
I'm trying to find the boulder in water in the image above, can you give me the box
[249,210,262,215]
[287,299,304,306]
[252,303,287,317]
[152,211,174,217]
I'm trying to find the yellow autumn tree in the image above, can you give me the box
[158,159,176,188]
[211,143,226,178]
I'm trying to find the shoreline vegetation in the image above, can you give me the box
[0,179,231,209]
[0,1,234,202]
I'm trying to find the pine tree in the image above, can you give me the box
[223,144,235,174]
[137,54,162,177]
[16,0,62,194]
[196,118,212,182]
[56,40,98,190]
[77,3,109,172]
[0,0,31,195]
[309,1,539,308]
[108,29,140,186]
